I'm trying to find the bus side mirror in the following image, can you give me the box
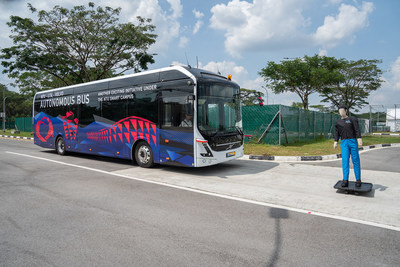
[187,95,195,101]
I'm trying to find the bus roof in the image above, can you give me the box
[34,65,236,97]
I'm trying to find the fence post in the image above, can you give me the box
[298,108,301,142]
[279,105,281,145]
[313,112,316,139]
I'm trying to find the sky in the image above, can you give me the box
[0,0,399,112]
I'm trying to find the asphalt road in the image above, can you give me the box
[296,147,400,173]
[1,138,399,266]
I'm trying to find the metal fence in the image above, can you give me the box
[15,117,33,132]
[243,105,369,145]
[1,117,32,132]
[375,105,399,132]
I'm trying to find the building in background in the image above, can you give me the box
[386,108,400,132]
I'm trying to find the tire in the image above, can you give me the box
[56,137,66,155]
[134,141,154,168]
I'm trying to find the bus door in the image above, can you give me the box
[63,104,80,151]
[159,90,195,167]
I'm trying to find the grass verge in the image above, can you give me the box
[244,135,400,156]
[0,130,33,138]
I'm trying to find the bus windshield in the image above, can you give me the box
[197,81,242,136]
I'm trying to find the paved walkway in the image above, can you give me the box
[114,152,400,231]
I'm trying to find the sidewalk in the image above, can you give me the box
[113,155,400,230]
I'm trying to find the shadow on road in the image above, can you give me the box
[40,149,279,178]
[157,160,279,178]
[267,208,289,267]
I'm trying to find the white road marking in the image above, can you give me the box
[6,151,400,232]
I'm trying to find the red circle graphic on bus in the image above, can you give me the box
[36,117,54,142]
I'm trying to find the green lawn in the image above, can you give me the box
[0,130,33,138]
[244,135,400,156]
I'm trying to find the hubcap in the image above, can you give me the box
[138,145,150,164]
[58,139,64,153]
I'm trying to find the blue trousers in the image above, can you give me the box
[340,139,361,181]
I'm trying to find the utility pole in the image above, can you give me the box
[2,85,6,132]
[369,105,372,133]
[395,104,399,132]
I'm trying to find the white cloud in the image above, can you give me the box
[390,56,400,90]
[209,0,309,57]
[201,61,248,83]
[192,9,204,34]
[128,0,183,54]
[193,9,204,19]
[178,37,189,48]
[209,0,374,57]
[365,56,400,108]
[193,20,203,35]
[328,0,343,4]
[318,49,328,57]
[313,2,374,48]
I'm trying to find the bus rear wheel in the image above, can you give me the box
[56,137,66,155]
[135,141,154,168]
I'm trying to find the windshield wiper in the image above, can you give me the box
[235,126,243,135]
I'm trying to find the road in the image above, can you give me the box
[1,138,399,266]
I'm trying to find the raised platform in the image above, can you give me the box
[334,180,373,194]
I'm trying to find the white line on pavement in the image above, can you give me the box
[6,150,400,232]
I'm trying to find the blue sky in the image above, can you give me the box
[0,0,399,112]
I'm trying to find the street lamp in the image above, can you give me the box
[2,85,8,132]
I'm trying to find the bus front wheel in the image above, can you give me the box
[56,137,66,155]
[135,142,154,168]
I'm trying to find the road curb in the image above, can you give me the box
[0,134,34,140]
[372,133,400,136]
[248,143,400,162]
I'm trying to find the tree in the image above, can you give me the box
[291,102,303,109]
[0,84,32,118]
[318,59,383,112]
[1,2,157,95]
[259,55,327,110]
[240,88,265,106]
[309,104,334,113]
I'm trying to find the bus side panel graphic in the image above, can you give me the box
[35,112,194,167]
[159,129,194,167]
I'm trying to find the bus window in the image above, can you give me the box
[128,91,158,123]
[79,92,100,127]
[161,90,193,128]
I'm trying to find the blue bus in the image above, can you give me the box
[33,65,244,167]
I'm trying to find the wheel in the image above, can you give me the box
[135,141,154,168]
[56,137,66,155]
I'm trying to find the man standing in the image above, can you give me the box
[334,105,362,187]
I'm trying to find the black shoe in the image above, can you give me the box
[356,180,361,187]
[341,180,349,187]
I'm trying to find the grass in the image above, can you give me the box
[0,129,33,138]
[244,135,400,156]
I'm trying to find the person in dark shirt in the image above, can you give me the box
[334,105,362,187]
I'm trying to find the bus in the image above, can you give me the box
[33,65,244,167]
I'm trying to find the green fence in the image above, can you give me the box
[15,117,33,132]
[1,118,16,130]
[1,117,32,132]
[243,105,369,145]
